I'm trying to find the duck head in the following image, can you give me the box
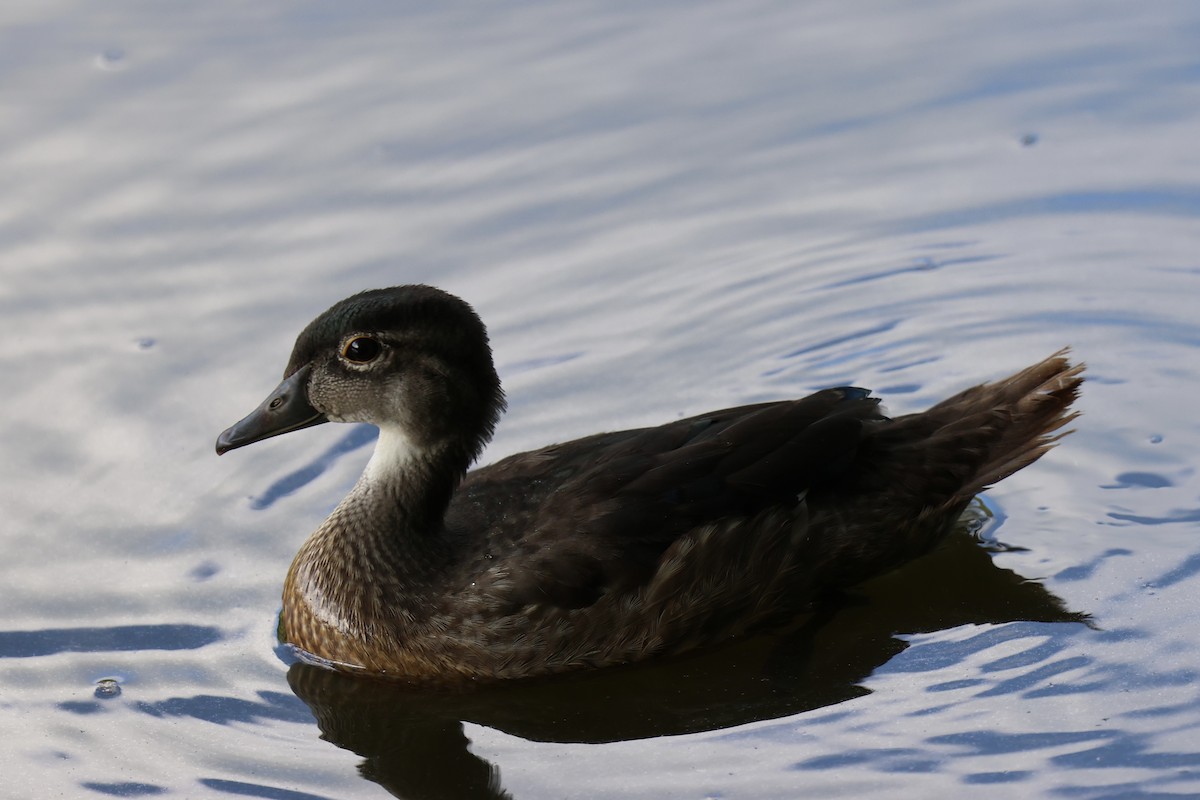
[216,285,505,473]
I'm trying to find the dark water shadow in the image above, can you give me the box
[198,777,337,799]
[0,624,222,658]
[250,425,378,510]
[285,528,1087,800]
[133,690,313,726]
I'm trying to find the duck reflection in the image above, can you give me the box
[286,518,1086,800]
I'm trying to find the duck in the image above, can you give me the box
[216,284,1083,684]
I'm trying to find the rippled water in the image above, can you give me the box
[4,1,1200,797]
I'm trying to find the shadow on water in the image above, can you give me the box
[0,624,222,658]
[250,425,379,510]
[283,525,1087,800]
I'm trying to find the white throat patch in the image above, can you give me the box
[363,425,420,483]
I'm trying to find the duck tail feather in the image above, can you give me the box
[880,348,1084,503]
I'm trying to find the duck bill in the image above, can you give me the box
[216,365,329,455]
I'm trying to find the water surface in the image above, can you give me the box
[3,1,1200,797]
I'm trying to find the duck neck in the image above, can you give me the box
[291,427,470,621]
[357,426,467,538]
[342,426,468,571]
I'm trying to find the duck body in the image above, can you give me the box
[217,285,1082,684]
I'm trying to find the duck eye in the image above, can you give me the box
[341,336,382,364]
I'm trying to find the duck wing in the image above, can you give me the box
[446,389,885,609]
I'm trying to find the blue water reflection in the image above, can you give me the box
[198,780,336,800]
[4,0,1200,797]
[0,626,222,658]
[134,692,312,727]
[898,188,1200,234]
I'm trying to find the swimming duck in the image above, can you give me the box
[217,285,1082,684]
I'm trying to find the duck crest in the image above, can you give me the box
[218,285,1083,684]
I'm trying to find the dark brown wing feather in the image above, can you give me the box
[445,351,1083,617]
[446,389,885,609]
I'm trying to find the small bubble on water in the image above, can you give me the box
[1149,434,1163,444]
[1020,133,1038,147]
[95,48,127,71]
[189,561,219,581]
[94,678,122,699]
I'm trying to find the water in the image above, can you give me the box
[3,1,1200,797]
